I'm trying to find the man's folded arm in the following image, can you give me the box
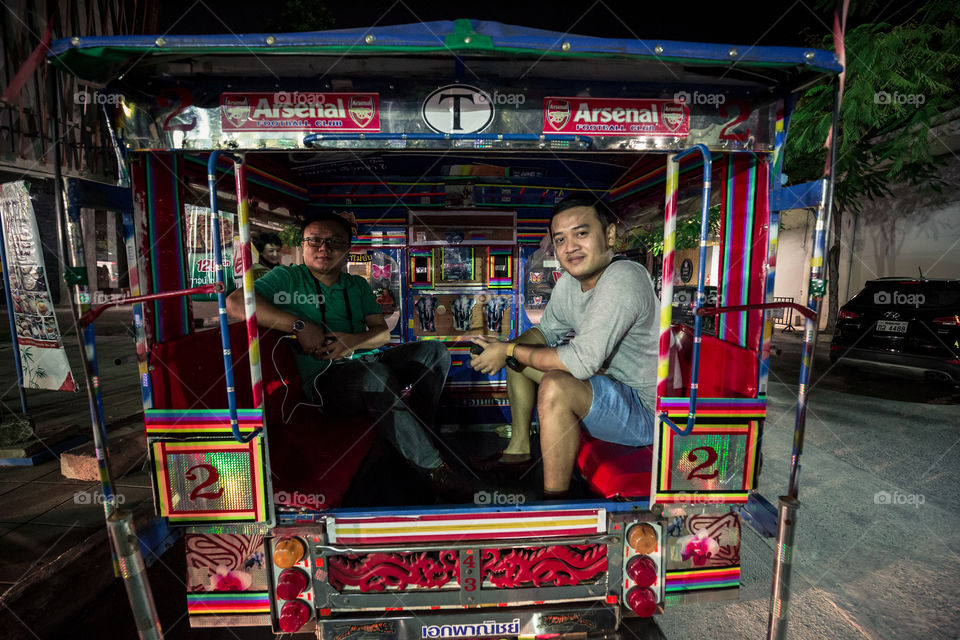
[352,313,391,350]
[226,287,302,331]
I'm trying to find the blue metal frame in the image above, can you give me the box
[304,132,590,145]
[48,20,844,78]
[207,151,260,444]
[659,143,712,437]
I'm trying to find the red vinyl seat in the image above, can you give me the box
[577,434,653,499]
[574,325,758,499]
[148,323,375,510]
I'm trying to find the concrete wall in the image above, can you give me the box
[839,159,960,301]
[772,208,820,327]
[774,156,960,328]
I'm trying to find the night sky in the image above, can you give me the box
[155,0,842,47]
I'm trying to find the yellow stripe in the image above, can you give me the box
[252,441,266,521]
[339,517,597,535]
[657,361,670,379]
[153,443,169,517]
[169,512,255,520]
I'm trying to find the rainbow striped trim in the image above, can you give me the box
[152,438,268,523]
[655,493,749,504]
[186,592,271,615]
[665,567,740,592]
[144,409,263,436]
[657,397,766,419]
[328,509,606,545]
[186,156,308,200]
[656,421,758,500]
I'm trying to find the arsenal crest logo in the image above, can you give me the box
[661,102,686,132]
[221,95,250,129]
[349,96,375,128]
[546,99,571,131]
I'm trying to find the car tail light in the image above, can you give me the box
[626,587,657,617]
[276,568,310,600]
[627,524,657,554]
[933,316,959,326]
[838,309,859,320]
[278,600,311,633]
[625,555,658,588]
[273,537,306,569]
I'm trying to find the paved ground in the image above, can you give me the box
[0,318,146,599]
[1,323,958,638]
[657,331,960,640]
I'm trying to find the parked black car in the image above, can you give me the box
[672,285,718,334]
[830,278,960,383]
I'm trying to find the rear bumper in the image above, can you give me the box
[317,603,621,639]
[830,346,960,382]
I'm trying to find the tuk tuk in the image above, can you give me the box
[45,19,841,639]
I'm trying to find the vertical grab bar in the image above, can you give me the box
[232,157,264,410]
[208,151,260,443]
[659,143,712,436]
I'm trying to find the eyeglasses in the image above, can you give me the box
[303,236,349,251]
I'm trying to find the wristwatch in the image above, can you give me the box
[291,319,306,334]
[505,343,524,372]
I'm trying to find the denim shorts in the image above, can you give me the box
[581,375,655,447]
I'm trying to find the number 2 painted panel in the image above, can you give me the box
[150,438,269,524]
[656,421,758,503]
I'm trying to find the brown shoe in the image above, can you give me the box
[425,462,477,504]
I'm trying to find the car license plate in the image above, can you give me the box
[877,320,907,333]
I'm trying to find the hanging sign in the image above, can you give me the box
[0,181,76,391]
[220,92,380,132]
[543,97,689,137]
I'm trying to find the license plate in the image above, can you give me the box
[877,320,907,333]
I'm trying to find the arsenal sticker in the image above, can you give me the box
[543,97,689,137]
[220,92,380,132]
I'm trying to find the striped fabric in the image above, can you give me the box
[665,567,740,592]
[328,509,606,544]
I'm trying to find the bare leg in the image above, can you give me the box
[503,329,546,457]
[537,371,593,492]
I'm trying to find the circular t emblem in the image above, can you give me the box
[422,84,494,134]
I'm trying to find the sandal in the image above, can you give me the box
[470,450,533,472]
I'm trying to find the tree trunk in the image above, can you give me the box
[825,202,844,332]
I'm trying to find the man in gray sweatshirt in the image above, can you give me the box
[470,196,659,498]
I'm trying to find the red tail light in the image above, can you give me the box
[838,309,859,320]
[626,587,657,617]
[278,600,311,633]
[276,568,309,600]
[626,555,658,588]
[933,316,959,326]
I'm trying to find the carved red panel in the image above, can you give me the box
[328,551,459,592]
[480,545,608,588]
[327,545,610,593]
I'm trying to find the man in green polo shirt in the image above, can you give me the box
[226,212,471,502]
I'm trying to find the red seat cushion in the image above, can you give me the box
[672,324,758,398]
[575,326,758,500]
[576,433,652,499]
[148,323,375,509]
